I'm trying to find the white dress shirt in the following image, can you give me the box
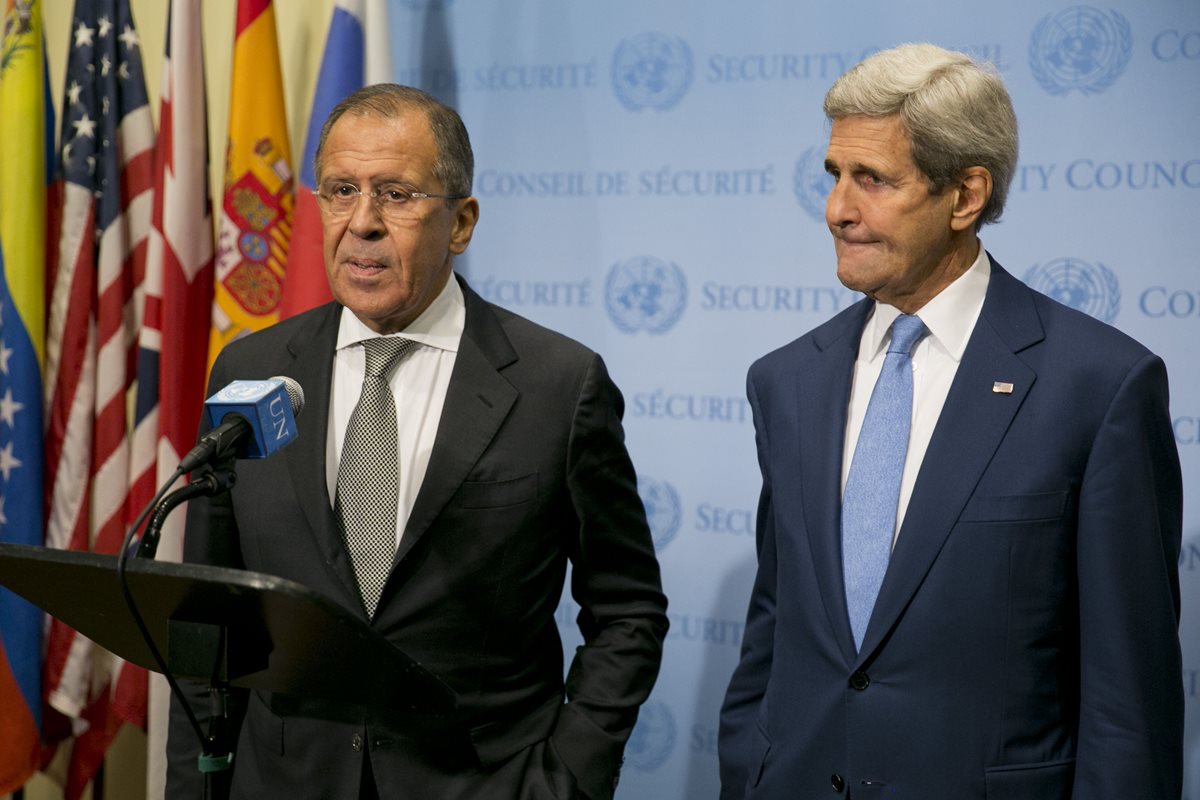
[840,246,991,543]
[326,275,465,546]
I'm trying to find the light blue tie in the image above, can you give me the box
[842,314,928,652]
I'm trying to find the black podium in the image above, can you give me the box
[0,542,454,713]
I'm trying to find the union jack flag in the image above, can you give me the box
[130,1,214,794]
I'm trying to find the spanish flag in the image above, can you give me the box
[0,0,49,791]
[209,0,293,371]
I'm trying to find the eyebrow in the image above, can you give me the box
[826,154,896,180]
[825,158,877,173]
[319,174,419,188]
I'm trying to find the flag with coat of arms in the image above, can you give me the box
[0,0,50,789]
[209,0,293,370]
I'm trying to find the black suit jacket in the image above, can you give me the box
[167,277,668,799]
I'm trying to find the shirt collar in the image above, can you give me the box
[860,244,991,362]
[335,272,466,354]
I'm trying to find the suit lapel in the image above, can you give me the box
[800,301,870,665]
[277,289,520,610]
[391,281,518,567]
[856,264,1044,662]
[278,304,363,604]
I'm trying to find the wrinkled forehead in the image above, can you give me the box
[320,112,439,185]
[825,115,917,171]
[318,102,435,167]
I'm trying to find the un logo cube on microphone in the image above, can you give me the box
[205,378,300,459]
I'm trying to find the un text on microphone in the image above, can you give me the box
[204,378,301,460]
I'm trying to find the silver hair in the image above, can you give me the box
[313,84,474,200]
[824,43,1018,228]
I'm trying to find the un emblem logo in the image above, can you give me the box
[215,380,271,401]
[1029,6,1133,95]
[794,146,835,223]
[612,32,693,111]
[637,477,682,552]
[625,702,676,771]
[605,256,687,334]
[1023,258,1121,323]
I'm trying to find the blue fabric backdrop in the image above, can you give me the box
[386,1,1199,795]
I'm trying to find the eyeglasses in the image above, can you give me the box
[315,181,468,220]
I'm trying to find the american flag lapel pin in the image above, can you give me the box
[992,381,1014,394]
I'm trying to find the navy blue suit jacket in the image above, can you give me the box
[719,258,1183,799]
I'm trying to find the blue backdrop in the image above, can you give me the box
[385,1,1199,796]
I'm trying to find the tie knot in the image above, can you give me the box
[887,314,927,356]
[361,337,416,378]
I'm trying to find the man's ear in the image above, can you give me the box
[950,167,992,232]
[449,197,480,255]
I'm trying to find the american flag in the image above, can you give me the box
[130,1,213,795]
[42,0,154,795]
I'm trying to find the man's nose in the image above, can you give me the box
[825,177,858,229]
[348,192,386,237]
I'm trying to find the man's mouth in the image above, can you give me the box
[345,258,386,272]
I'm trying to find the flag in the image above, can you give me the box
[279,0,390,319]
[0,0,50,791]
[210,0,292,368]
[130,1,213,795]
[41,0,155,796]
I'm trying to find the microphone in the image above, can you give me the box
[179,376,305,472]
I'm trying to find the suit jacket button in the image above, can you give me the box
[351,733,364,752]
[831,773,845,792]
[848,671,870,691]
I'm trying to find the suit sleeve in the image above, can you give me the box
[164,353,251,799]
[1072,353,1183,798]
[717,370,778,799]
[550,353,669,800]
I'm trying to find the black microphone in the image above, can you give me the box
[179,376,305,472]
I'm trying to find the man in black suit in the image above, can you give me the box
[167,84,668,799]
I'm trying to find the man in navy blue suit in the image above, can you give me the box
[719,44,1183,799]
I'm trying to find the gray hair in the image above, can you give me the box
[824,43,1018,228]
[313,84,474,200]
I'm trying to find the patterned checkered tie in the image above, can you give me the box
[841,314,928,651]
[336,337,416,617]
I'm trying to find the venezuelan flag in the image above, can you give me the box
[0,0,49,792]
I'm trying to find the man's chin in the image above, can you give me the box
[835,263,874,295]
